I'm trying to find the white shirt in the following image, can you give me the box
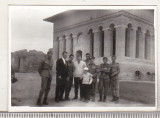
[62,57,66,64]
[74,60,87,77]
[82,72,93,84]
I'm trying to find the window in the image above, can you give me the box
[63,35,66,52]
[135,27,141,58]
[145,30,150,60]
[99,26,104,57]
[110,24,116,56]
[70,34,73,54]
[88,29,94,56]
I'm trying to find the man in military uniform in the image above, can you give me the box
[110,55,120,102]
[98,57,110,102]
[65,54,74,100]
[88,57,98,102]
[37,50,53,106]
[84,53,91,66]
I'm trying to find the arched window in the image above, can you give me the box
[88,29,94,56]
[136,27,141,58]
[57,36,59,59]
[145,30,150,60]
[69,34,73,54]
[125,24,132,57]
[99,26,104,57]
[63,35,66,52]
[110,24,116,56]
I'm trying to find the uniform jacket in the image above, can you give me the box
[38,58,53,78]
[67,60,74,78]
[56,58,68,78]
[88,63,98,78]
[99,63,110,79]
[110,63,120,79]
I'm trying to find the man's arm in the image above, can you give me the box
[38,61,44,76]
[83,61,87,68]
[111,63,120,77]
[56,59,62,77]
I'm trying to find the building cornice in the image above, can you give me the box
[54,11,153,33]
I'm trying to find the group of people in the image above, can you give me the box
[36,51,120,106]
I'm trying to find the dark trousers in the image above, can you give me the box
[65,77,73,99]
[74,77,82,98]
[38,77,51,100]
[81,84,90,100]
[55,76,67,100]
[110,78,119,98]
[98,78,109,98]
[90,81,97,100]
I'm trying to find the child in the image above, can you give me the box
[81,67,93,102]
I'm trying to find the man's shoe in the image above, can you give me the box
[92,98,95,102]
[43,101,48,105]
[73,97,78,100]
[84,99,88,103]
[43,97,48,105]
[59,98,65,101]
[55,98,59,103]
[98,99,102,102]
[36,98,42,106]
[103,96,106,102]
[65,97,69,101]
[80,98,83,101]
[37,102,42,106]
[111,96,116,102]
[103,99,106,102]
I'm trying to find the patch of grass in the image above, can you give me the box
[119,81,155,105]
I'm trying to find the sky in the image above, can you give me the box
[10,6,154,54]
[10,6,67,53]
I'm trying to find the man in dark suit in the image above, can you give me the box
[55,51,68,102]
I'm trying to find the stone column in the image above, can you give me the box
[130,28,137,58]
[115,25,127,59]
[103,28,111,57]
[146,34,152,60]
[72,36,77,57]
[139,31,145,59]
[93,30,100,58]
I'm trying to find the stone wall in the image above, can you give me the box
[11,49,46,73]
[45,10,155,81]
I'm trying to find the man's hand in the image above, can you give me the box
[66,77,69,81]
[97,77,99,83]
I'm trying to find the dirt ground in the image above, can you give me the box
[11,73,153,107]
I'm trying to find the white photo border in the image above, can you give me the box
[8,5,158,112]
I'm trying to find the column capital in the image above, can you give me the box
[56,37,60,41]
[93,30,99,33]
[103,27,110,31]
[130,27,137,31]
[114,25,128,29]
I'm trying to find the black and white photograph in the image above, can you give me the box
[10,6,156,111]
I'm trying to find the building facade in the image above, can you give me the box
[44,10,155,80]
